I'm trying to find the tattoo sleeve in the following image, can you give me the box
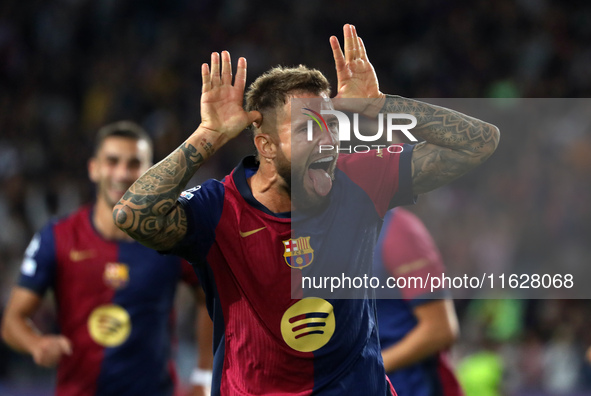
[382,95,500,194]
[113,137,214,251]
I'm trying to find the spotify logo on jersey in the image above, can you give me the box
[87,304,131,347]
[280,298,335,352]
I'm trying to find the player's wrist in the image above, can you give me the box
[361,93,386,118]
[190,367,213,387]
[192,125,231,153]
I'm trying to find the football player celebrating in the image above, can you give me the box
[2,122,212,396]
[113,24,499,395]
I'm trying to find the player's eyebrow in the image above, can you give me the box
[324,114,338,124]
[293,119,309,129]
[105,155,120,162]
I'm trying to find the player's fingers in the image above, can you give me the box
[32,350,43,366]
[234,57,247,91]
[330,36,346,71]
[210,52,221,86]
[35,355,54,368]
[201,63,211,93]
[350,25,360,59]
[358,37,367,60]
[221,51,232,85]
[247,110,262,126]
[343,24,356,62]
[58,336,73,355]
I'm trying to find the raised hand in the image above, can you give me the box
[330,24,383,101]
[200,51,261,141]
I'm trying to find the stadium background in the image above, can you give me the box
[1,0,591,395]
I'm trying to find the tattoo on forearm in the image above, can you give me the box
[113,140,209,250]
[382,95,500,194]
[200,140,215,156]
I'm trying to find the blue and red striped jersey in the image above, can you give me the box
[18,205,198,396]
[373,208,464,396]
[172,147,414,396]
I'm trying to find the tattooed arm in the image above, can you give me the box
[113,51,261,250]
[382,96,500,195]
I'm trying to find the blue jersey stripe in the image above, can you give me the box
[96,242,180,396]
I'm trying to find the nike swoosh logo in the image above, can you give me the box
[239,227,267,238]
[70,250,96,262]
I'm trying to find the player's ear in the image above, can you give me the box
[254,133,276,162]
[88,157,99,183]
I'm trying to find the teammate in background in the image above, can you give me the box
[113,24,499,395]
[0,121,212,396]
[374,208,463,396]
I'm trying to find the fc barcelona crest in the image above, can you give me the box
[104,262,129,289]
[283,237,314,269]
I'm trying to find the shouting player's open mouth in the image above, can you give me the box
[307,155,336,197]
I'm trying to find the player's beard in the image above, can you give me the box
[276,148,332,211]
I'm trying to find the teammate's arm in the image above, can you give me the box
[113,51,261,250]
[330,24,500,195]
[381,299,459,372]
[1,287,72,368]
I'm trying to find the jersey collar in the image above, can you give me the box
[232,156,291,219]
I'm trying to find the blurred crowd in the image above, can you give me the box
[1,0,591,394]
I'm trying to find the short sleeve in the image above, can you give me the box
[17,223,57,296]
[336,144,415,218]
[169,180,225,264]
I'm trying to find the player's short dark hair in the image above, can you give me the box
[245,65,331,116]
[94,121,153,155]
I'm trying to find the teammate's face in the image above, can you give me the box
[275,92,339,209]
[89,136,152,208]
